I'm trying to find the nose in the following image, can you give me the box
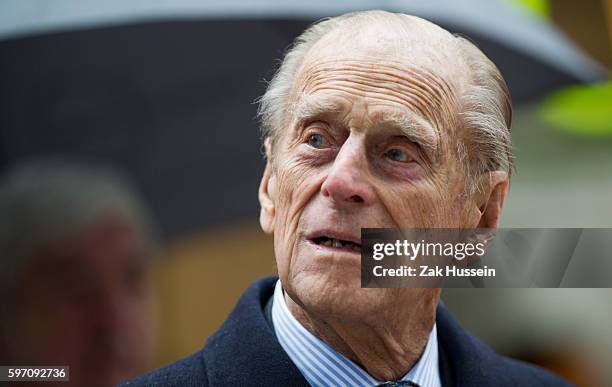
[321,136,375,206]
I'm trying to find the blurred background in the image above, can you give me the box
[0,0,610,386]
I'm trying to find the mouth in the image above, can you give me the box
[309,233,362,254]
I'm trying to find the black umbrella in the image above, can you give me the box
[0,1,603,237]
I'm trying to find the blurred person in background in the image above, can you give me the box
[0,160,157,387]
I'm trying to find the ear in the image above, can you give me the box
[475,171,509,229]
[258,139,277,234]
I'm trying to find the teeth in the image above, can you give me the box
[316,237,361,251]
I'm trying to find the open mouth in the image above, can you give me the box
[311,235,361,253]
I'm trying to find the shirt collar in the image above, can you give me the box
[271,279,441,387]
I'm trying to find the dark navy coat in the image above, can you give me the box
[123,276,570,387]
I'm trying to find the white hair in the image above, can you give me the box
[455,35,513,191]
[0,159,156,295]
[257,10,512,190]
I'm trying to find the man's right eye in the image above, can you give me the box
[307,133,329,149]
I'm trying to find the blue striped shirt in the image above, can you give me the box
[271,280,441,387]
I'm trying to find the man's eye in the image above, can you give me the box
[307,133,329,149]
[385,148,413,162]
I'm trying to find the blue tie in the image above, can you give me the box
[376,382,419,387]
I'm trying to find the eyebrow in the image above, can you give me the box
[374,110,439,155]
[291,94,345,123]
[292,95,439,158]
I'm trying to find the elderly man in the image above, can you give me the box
[126,10,568,386]
[0,160,156,387]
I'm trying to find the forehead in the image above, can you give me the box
[291,21,468,132]
[296,58,455,129]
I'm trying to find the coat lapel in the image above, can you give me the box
[202,276,310,386]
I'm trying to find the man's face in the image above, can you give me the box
[3,216,154,387]
[260,25,487,320]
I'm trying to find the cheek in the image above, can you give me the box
[276,156,321,198]
[273,158,326,274]
[380,178,465,228]
[274,158,325,237]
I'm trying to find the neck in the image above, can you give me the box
[284,290,439,381]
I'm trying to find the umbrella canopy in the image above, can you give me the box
[0,0,604,237]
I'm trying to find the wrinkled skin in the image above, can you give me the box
[0,216,155,387]
[259,19,508,380]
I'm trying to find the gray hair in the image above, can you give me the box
[455,35,513,191]
[257,10,512,191]
[0,159,156,294]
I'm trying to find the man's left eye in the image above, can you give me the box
[385,148,413,163]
